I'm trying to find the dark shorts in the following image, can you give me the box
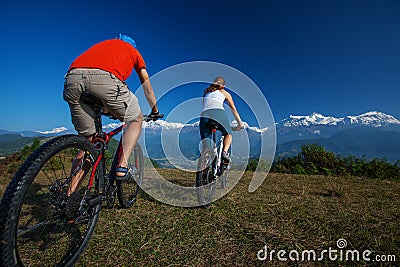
[200,109,232,141]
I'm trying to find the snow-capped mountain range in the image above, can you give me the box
[3,111,398,137]
[276,111,400,145]
[277,111,400,128]
[141,120,269,133]
[1,111,400,162]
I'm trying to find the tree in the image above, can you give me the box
[150,158,159,168]
[246,158,270,171]
[271,143,400,180]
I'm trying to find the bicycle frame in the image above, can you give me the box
[75,93,162,207]
[84,107,155,206]
[88,106,125,194]
[211,128,225,178]
[196,126,231,207]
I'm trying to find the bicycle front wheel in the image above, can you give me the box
[117,143,144,208]
[195,148,216,207]
[0,135,102,267]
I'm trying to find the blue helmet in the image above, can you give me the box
[117,33,137,48]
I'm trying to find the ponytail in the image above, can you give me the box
[203,84,224,97]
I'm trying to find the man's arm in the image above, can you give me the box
[137,68,158,113]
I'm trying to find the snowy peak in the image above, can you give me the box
[143,120,186,130]
[344,111,400,127]
[231,121,268,133]
[36,127,68,134]
[283,112,341,127]
[278,111,400,128]
[102,121,188,131]
[102,123,123,130]
[142,120,269,134]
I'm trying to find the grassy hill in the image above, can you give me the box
[1,165,398,266]
[0,135,47,155]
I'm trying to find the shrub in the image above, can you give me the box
[271,143,400,180]
[293,164,306,175]
[246,158,270,172]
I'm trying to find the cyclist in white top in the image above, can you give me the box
[200,76,244,161]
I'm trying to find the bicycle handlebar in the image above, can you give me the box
[100,110,164,122]
[144,113,164,122]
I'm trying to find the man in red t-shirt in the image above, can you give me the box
[64,34,159,182]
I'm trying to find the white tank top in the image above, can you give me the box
[202,90,225,111]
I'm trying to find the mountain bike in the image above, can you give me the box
[0,93,163,267]
[196,121,235,207]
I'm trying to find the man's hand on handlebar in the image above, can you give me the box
[144,112,164,122]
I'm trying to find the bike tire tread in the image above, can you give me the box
[0,135,99,267]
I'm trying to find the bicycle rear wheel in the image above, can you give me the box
[117,143,144,208]
[0,135,101,267]
[195,148,216,207]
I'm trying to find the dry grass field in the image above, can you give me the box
[1,166,399,266]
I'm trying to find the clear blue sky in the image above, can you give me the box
[0,0,399,131]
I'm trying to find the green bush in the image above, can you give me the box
[271,143,400,180]
[20,138,42,161]
[246,158,270,172]
[150,158,159,168]
[293,164,306,175]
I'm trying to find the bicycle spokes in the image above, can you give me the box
[8,136,101,266]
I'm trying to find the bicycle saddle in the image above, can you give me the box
[207,121,220,130]
[80,93,104,108]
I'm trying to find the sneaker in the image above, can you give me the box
[65,191,81,222]
[221,151,230,162]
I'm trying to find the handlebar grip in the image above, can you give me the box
[144,113,164,122]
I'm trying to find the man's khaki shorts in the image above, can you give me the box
[63,68,141,136]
